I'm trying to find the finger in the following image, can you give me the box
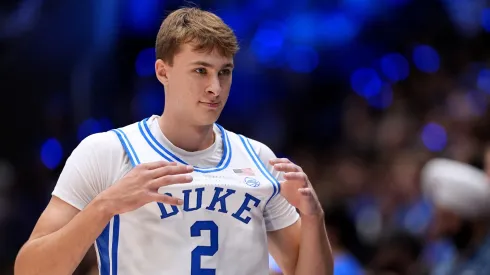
[298,187,313,196]
[151,165,193,178]
[273,163,301,172]
[149,174,193,189]
[149,193,184,206]
[140,161,177,170]
[283,172,308,181]
[269,158,292,165]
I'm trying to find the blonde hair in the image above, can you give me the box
[155,7,239,65]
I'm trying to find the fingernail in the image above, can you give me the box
[186,165,194,171]
[177,199,184,205]
[186,175,193,181]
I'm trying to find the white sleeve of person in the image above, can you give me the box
[421,158,490,218]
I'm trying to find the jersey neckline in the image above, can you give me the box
[137,117,232,173]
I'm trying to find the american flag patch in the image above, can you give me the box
[233,168,255,176]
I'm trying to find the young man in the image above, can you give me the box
[14,7,333,275]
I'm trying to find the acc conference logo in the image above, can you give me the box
[244,177,260,187]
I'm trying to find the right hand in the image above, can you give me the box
[96,161,193,215]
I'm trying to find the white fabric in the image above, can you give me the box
[52,115,299,275]
[421,158,490,218]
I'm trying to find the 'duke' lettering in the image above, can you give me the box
[157,187,261,224]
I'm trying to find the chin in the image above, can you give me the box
[195,114,220,126]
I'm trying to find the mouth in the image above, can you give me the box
[199,102,221,108]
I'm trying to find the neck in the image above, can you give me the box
[158,111,215,152]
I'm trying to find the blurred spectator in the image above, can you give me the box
[367,231,426,275]
[421,159,490,274]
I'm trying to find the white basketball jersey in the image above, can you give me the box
[94,118,281,275]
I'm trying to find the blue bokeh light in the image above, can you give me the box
[41,138,63,170]
[342,0,380,19]
[287,13,317,44]
[251,21,285,65]
[367,84,393,109]
[99,118,114,131]
[413,45,440,73]
[477,69,490,93]
[78,118,102,142]
[287,12,358,46]
[286,46,319,73]
[317,12,359,46]
[421,122,447,152]
[125,0,160,34]
[132,87,164,119]
[350,68,382,98]
[380,53,409,82]
[482,8,490,32]
[215,8,251,39]
[135,48,156,77]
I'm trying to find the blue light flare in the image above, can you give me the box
[78,118,102,142]
[421,123,447,152]
[413,45,440,73]
[135,48,156,77]
[351,68,382,98]
[41,138,63,170]
[380,53,409,82]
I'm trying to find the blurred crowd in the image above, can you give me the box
[267,60,490,274]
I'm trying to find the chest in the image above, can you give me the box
[156,168,274,221]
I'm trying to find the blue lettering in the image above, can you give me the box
[206,187,236,213]
[158,193,179,219]
[183,187,205,212]
[231,193,261,224]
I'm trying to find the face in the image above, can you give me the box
[155,43,234,126]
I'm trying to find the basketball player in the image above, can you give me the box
[14,7,333,275]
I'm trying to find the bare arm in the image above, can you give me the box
[14,196,112,275]
[268,215,333,275]
[14,162,193,275]
[268,158,334,275]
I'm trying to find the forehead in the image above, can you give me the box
[174,43,233,67]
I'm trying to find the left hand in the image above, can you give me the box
[270,158,323,217]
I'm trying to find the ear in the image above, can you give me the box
[155,59,170,86]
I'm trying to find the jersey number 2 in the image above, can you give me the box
[191,221,218,275]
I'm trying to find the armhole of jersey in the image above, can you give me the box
[237,135,280,206]
[112,129,140,167]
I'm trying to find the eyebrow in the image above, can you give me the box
[190,61,234,69]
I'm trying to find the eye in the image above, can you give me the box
[195,68,207,74]
[218,69,231,76]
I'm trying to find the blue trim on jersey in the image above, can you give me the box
[238,135,279,205]
[138,118,232,173]
[112,215,120,275]
[244,137,281,195]
[96,223,111,275]
[112,129,140,167]
[95,216,121,275]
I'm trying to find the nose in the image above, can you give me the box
[206,75,222,97]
